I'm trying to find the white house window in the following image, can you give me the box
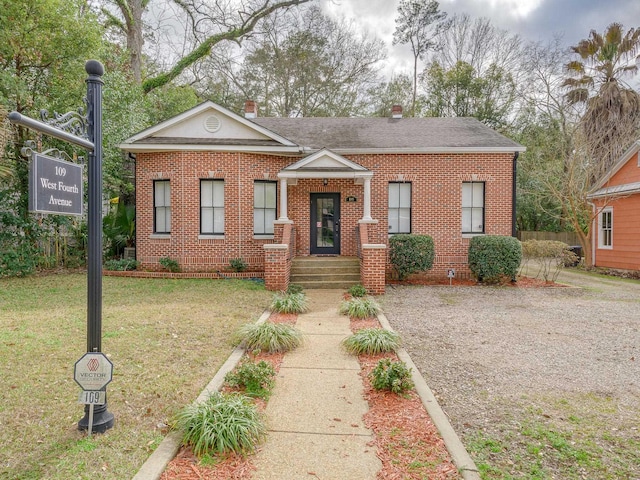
[153,180,171,233]
[599,208,613,248]
[201,179,225,234]
[254,181,276,235]
[462,182,485,234]
[388,182,411,234]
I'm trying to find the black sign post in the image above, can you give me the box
[9,60,114,433]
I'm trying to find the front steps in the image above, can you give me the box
[290,256,361,290]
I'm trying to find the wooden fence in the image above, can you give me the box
[517,231,581,246]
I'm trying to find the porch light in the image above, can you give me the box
[323,178,328,186]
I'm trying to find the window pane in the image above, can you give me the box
[264,208,276,234]
[461,183,472,207]
[164,209,171,232]
[213,182,224,207]
[388,183,399,208]
[471,208,483,232]
[399,184,411,207]
[254,182,264,208]
[389,209,399,233]
[265,183,276,208]
[473,183,484,207]
[201,181,212,207]
[254,209,265,233]
[201,208,213,233]
[462,209,471,232]
[213,208,225,233]
[155,181,168,207]
[399,208,410,232]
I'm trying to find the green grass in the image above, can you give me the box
[465,393,640,479]
[0,273,271,479]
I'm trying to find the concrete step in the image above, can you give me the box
[290,257,361,290]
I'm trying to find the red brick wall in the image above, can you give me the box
[135,151,515,278]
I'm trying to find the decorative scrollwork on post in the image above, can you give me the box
[40,105,88,140]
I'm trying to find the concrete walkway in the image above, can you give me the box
[133,289,479,480]
[252,289,381,479]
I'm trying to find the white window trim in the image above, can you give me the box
[598,207,613,249]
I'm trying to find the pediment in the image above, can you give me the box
[122,101,296,146]
[282,148,368,172]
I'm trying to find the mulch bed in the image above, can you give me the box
[350,318,460,479]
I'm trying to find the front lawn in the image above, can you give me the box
[0,274,271,479]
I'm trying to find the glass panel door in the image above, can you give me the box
[310,193,340,254]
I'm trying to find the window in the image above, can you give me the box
[254,181,276,235]
[201,180,225,234]
[599,208,613,248]
[153,180,171,233]
[388,182,411,234]
[462,182,485,234]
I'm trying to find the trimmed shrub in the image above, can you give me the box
[370,358,414,395]
[389,234,435,281]
[468,235,521,283]
[229,258,248,272]
[348,284,368,298]
[224,359,276,399]
[104,258,139,271]
[159,256,180,273]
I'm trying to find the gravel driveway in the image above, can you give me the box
[381,269,640,478]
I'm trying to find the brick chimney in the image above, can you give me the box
[391,105,403,118]
[244,100,258,118]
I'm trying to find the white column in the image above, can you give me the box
[362,176,372,221]
[279,177,289,220]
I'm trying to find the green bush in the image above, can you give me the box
[342,328,401,355]
[159,256,180,273]
[174,392,266,457]
[520,240,578,282]
[348,284,368,298]
[229,258,248,272]
[104,258,139,271]
[233,322,303,353]
[370,358,414,395]
[389,234,435,280]
[339,297,381,319]
[468,235,521,283]
[270,292,308,314]
[224,359,276,399]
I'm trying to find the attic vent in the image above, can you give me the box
[204,115,221,133]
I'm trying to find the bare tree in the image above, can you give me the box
[392,0,448,116]
[98,0,311,91]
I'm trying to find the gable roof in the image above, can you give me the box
[588,140,640,199]
[253,116,524,154]
[119,100,525,155]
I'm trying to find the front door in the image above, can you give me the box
[310,193,340,255]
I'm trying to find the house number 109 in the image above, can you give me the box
[55,166,67,176]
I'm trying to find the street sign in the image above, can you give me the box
[74,353,113,391]
[29,153,84,216]
[78,390,106,405]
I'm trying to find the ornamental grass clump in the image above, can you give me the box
[342,328,401,355]
[370,358,414,395]
[233,321,303,353]
[339,296,381,319]
[270,291,309,314]
[174,392,266,457]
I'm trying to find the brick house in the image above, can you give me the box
[587,140,640,271]
[119,100,525,294]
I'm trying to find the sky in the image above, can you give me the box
[320,0,640,77]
